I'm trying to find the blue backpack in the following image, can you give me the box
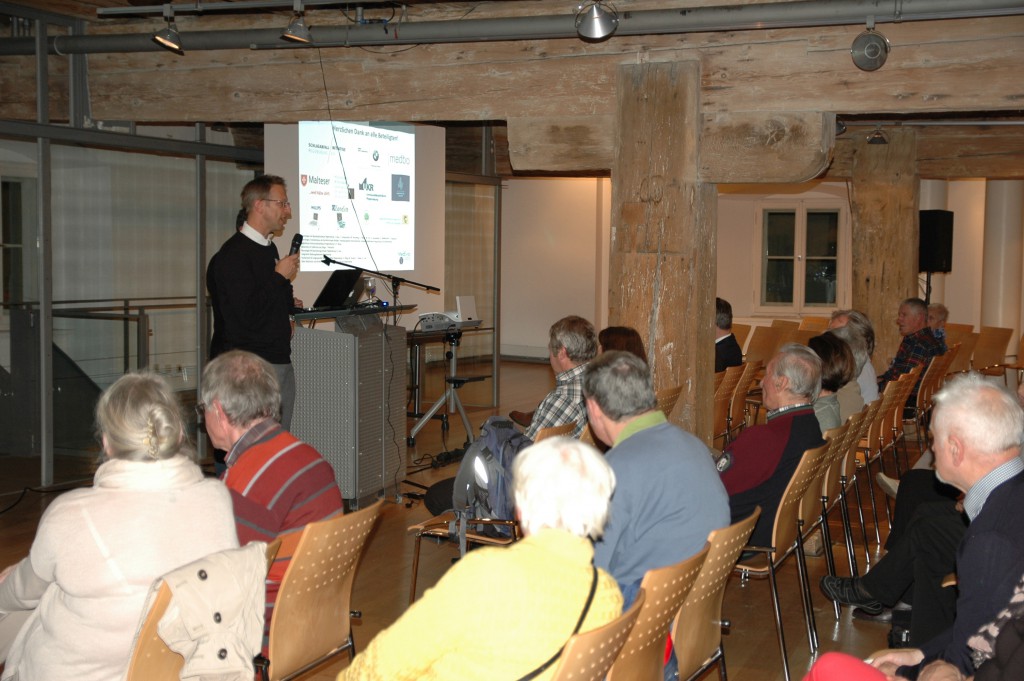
[452,416,531,538]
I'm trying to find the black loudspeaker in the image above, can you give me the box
[919,210,954,273]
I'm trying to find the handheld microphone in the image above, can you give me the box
[288,233,303,256]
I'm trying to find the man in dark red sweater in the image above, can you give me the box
[200,349,343,648]
[720,343,825,548]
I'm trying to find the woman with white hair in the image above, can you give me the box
[0,372,238,681]
[338,437,623,681]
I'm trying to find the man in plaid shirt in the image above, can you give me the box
[879,297,947,413]
[524,316,598,441]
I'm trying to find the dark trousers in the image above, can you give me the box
[862,495,967,646]
[886,468,961,550]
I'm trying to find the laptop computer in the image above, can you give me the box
[296,268,364,313]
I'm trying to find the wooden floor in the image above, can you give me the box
[0,360,903,681]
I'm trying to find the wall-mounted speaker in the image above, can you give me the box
[919,210,954,274]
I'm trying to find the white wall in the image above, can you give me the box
[498,177,993,354]
[499,177,610,358]
[944,179,988,330]
[265,123,446,330]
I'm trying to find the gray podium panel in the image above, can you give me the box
[291,322,406,506]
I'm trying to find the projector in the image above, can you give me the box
[419,311,482,332]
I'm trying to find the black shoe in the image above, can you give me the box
[819,576,884,615]
[852,606,892,623]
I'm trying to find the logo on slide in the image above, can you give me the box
[392,175,410,201]
[372,150,380,162]
[300,174,308,186]
[359,178,375,192]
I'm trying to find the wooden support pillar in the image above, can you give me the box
[609,61,716,441]
[849,127,920,372]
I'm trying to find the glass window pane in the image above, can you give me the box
[763,259,794,304]
[806,211,839,257]
[804,259,837,305]
[764,211,795,256]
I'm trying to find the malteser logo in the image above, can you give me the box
[359,178,374,191]
[300,174,308,186]
[307,175,330,186]
[389,154,411,166]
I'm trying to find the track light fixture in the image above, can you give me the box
[866,127,889,145]
[152,4,183,54]
[575,1,618,42]
[851,17,890,71]
[282,0,312,43]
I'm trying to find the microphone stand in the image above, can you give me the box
[321,255,439,310]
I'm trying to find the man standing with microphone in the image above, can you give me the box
[208,174,301,431]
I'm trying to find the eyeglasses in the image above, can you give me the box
[194,403,207,423]
[263,198,291,208]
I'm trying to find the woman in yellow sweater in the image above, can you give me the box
[338,437,623,681]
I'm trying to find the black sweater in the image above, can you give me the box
[207,231,293,364]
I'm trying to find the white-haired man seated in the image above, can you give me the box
[337,438,623,681]
[821,373,1024,681]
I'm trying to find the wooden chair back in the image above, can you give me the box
[731,323,751,353]
[125,582,182,681]
[840,404,875,487]
[534,421,577,442]
[943,325,972,359]
[548,590,646,681]
[800,423,848,527]
[948,332,979,374]
[672,509,760,681]
[973,326,1013,371]
[779,328,816,348]
[770,319,799,331]
[606,546,709,681]
[267,501,382,681]
[713,364,744,447]
[728,360,762,439]
[819,420,856,512]
[768,442,830,557]
[798,316,830,332]
[744,326,783,365]
[656,385,684,419]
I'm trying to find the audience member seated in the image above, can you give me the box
[0,372,238,681]
[719,343,826,548]
[808,332,858,431]
[929,302,950,345]
[878,297,947,414]
[516,316,597,440]
[820,373,1024,680]
[510,323,643,429]
[827,324,868,418]
[806,569,1024,681]
[829,309,880,403]
[336,437,623,681]
[715,297,743,373]
[584,351,730,601]
[199,350,344,645]
[599,325,648,363]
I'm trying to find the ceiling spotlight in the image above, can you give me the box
[575,1,618,42]
[851,17,890,71]
[867,127,888,145]
[282,0,311,43]
[152,4,183,54]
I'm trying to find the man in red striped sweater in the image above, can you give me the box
[199,350,344,647]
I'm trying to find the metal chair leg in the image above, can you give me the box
[837,482,859,577]
[819,498,841,620]
[765,558,791,681]
[793,528,819,653]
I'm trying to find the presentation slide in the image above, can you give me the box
[297,121,415,272]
